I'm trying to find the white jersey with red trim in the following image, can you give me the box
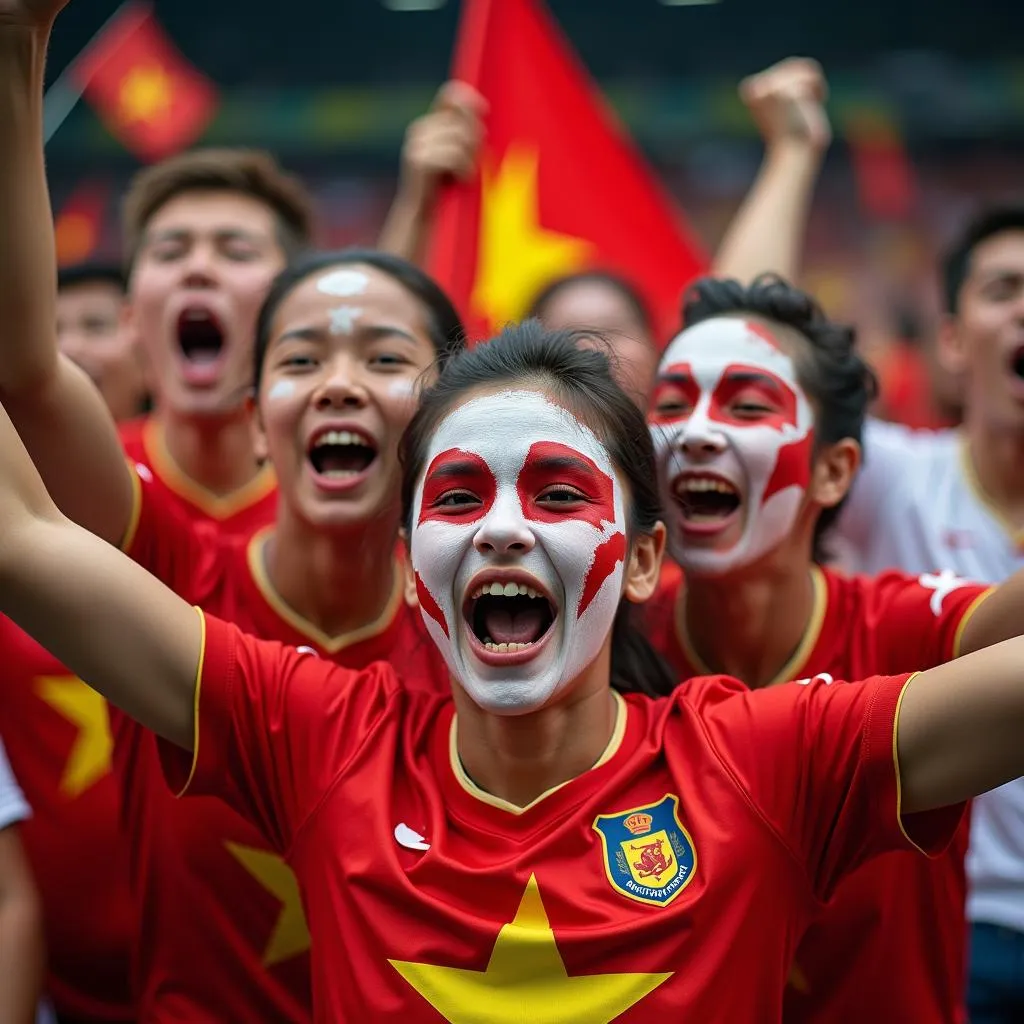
[835,417,1024,935]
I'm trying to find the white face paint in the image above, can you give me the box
[266,379,296,403]
[328,306,363,335]
[410,390,628,715]
[388,378,416,399]
[316,269,369,298]
[648,318,814,575]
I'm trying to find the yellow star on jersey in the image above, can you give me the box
[225,842,310,966]
[470,145,594,331]
[389,874,671,1022]
[35,676,112,797]
[118,64,173,125]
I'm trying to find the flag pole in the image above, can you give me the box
[43,0,144,144]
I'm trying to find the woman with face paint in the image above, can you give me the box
[96,249,462,1024]
[645,274,1024,1024]
[4,321,1024,1022]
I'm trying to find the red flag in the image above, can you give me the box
[845,109,918,222]
[71,3,218,163]
[427,0,706,344]
[54,181,109,266]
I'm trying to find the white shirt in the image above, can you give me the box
[835,418,1024,933]
[0,737,29,833]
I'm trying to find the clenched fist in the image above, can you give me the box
[740,57,831,152]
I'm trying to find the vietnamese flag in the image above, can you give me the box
[70,3,218,163]
[54,181,109,266]
[427,0,706,345]
[845,107,918,222]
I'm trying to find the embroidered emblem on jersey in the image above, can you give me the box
[593,794,696,907]
[918,569,971,615]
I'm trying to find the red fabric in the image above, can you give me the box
[644,563,989,1023]
[71,3,217,162]
[171,612,961,1021]
[846,110,919,222]
[427,0,706,345]
[112,467,448,1022]
[54,181,108,267]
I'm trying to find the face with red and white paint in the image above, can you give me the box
[410,390,628,714]
[649,317,814,575]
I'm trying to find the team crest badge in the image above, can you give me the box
[592,794,696,907]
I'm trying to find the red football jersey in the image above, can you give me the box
[119,415,278,538]
[153,612,965,1023]
[112,467,448,1023]
[644,562,993,1024]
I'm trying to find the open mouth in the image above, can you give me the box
[672,474,741,525]
[307,428,378,481]
[1011,345,1024,381]
[177,308,225,366]
[464,579,557,656]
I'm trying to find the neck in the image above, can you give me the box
[454,667,618,808]
[680,547,817,690]
[964,413,1024,526]
[263,504,401,638]
[157,405,262,497]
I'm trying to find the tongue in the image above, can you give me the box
[315,448,370,474]
[483,606,545,644]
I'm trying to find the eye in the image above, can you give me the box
[150,245,185,263]
[537,485,588,506]
[654,399,691,416]
[433,489,481,510]
[279,353,317,371]
[224,248,260,262]
[370,352,411,369]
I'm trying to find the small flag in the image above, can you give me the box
[71,3,218,163]
[54,181,109,266]
[427,0,706,344]
[845,108,918,222]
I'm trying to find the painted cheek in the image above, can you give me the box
[762,432,814,502]
[417,449,497,526]
[414,572,448,637]
[515,442,617,529]
[578,532,626,617]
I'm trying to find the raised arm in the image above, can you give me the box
[377,80,485,266]
[0,5,135,546]
[712,58,830,284]
[0,394,199,751]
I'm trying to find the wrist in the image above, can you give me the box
[0,23,51,82]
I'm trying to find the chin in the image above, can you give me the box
[462,679,555,716]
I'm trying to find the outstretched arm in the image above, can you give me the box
[0,395,199,750]
[898,638,1024,814]
[0,7,135,546]
[712,58,830,284]
[377,80,485,266]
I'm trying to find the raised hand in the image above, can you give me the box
[740,57,831,153]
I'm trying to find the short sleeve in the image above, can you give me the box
[120,462,221,602]
[0,738,29,831]
[158,612,400,853]
[698,673,965,903]
[832,419,917,560]
[865,570,994,670]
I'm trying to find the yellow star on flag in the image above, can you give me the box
[787,961,810,994]
[35,676,112,797]
[389,874,672,1022]
[470,145,594,331]
[224,842,310,966]
[118,64,174,125]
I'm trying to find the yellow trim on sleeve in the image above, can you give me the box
[891,671,929,855]
[175,605,208,798]
[952,586,998,658]
[119,460,144,553]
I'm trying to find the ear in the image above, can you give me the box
[247,393,269,465]
[399,530,419,607]
[624,522,666,604]
[935,314,968,376]
[809,438,860,511]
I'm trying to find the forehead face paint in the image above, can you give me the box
[410,390,627,715]
[649,318,814,575]
[316,269,369,298]
[328,306,363,335]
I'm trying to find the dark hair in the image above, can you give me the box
[122,148,314,269]
[253,248,467,393]
[941,206,1024,315]
[527,270,657,344]
[400,319,676,698]
[57,262,126,294]
[682,274,878,562]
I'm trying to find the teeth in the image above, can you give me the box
[482,640,534,652]
[313,430,371,449]
[469,581,542,600]
[676,478,738,495]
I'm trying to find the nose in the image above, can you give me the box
[679,416,727,460]
[473,491,536,557]
[313,357,368,411]
[180,245,218,288]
